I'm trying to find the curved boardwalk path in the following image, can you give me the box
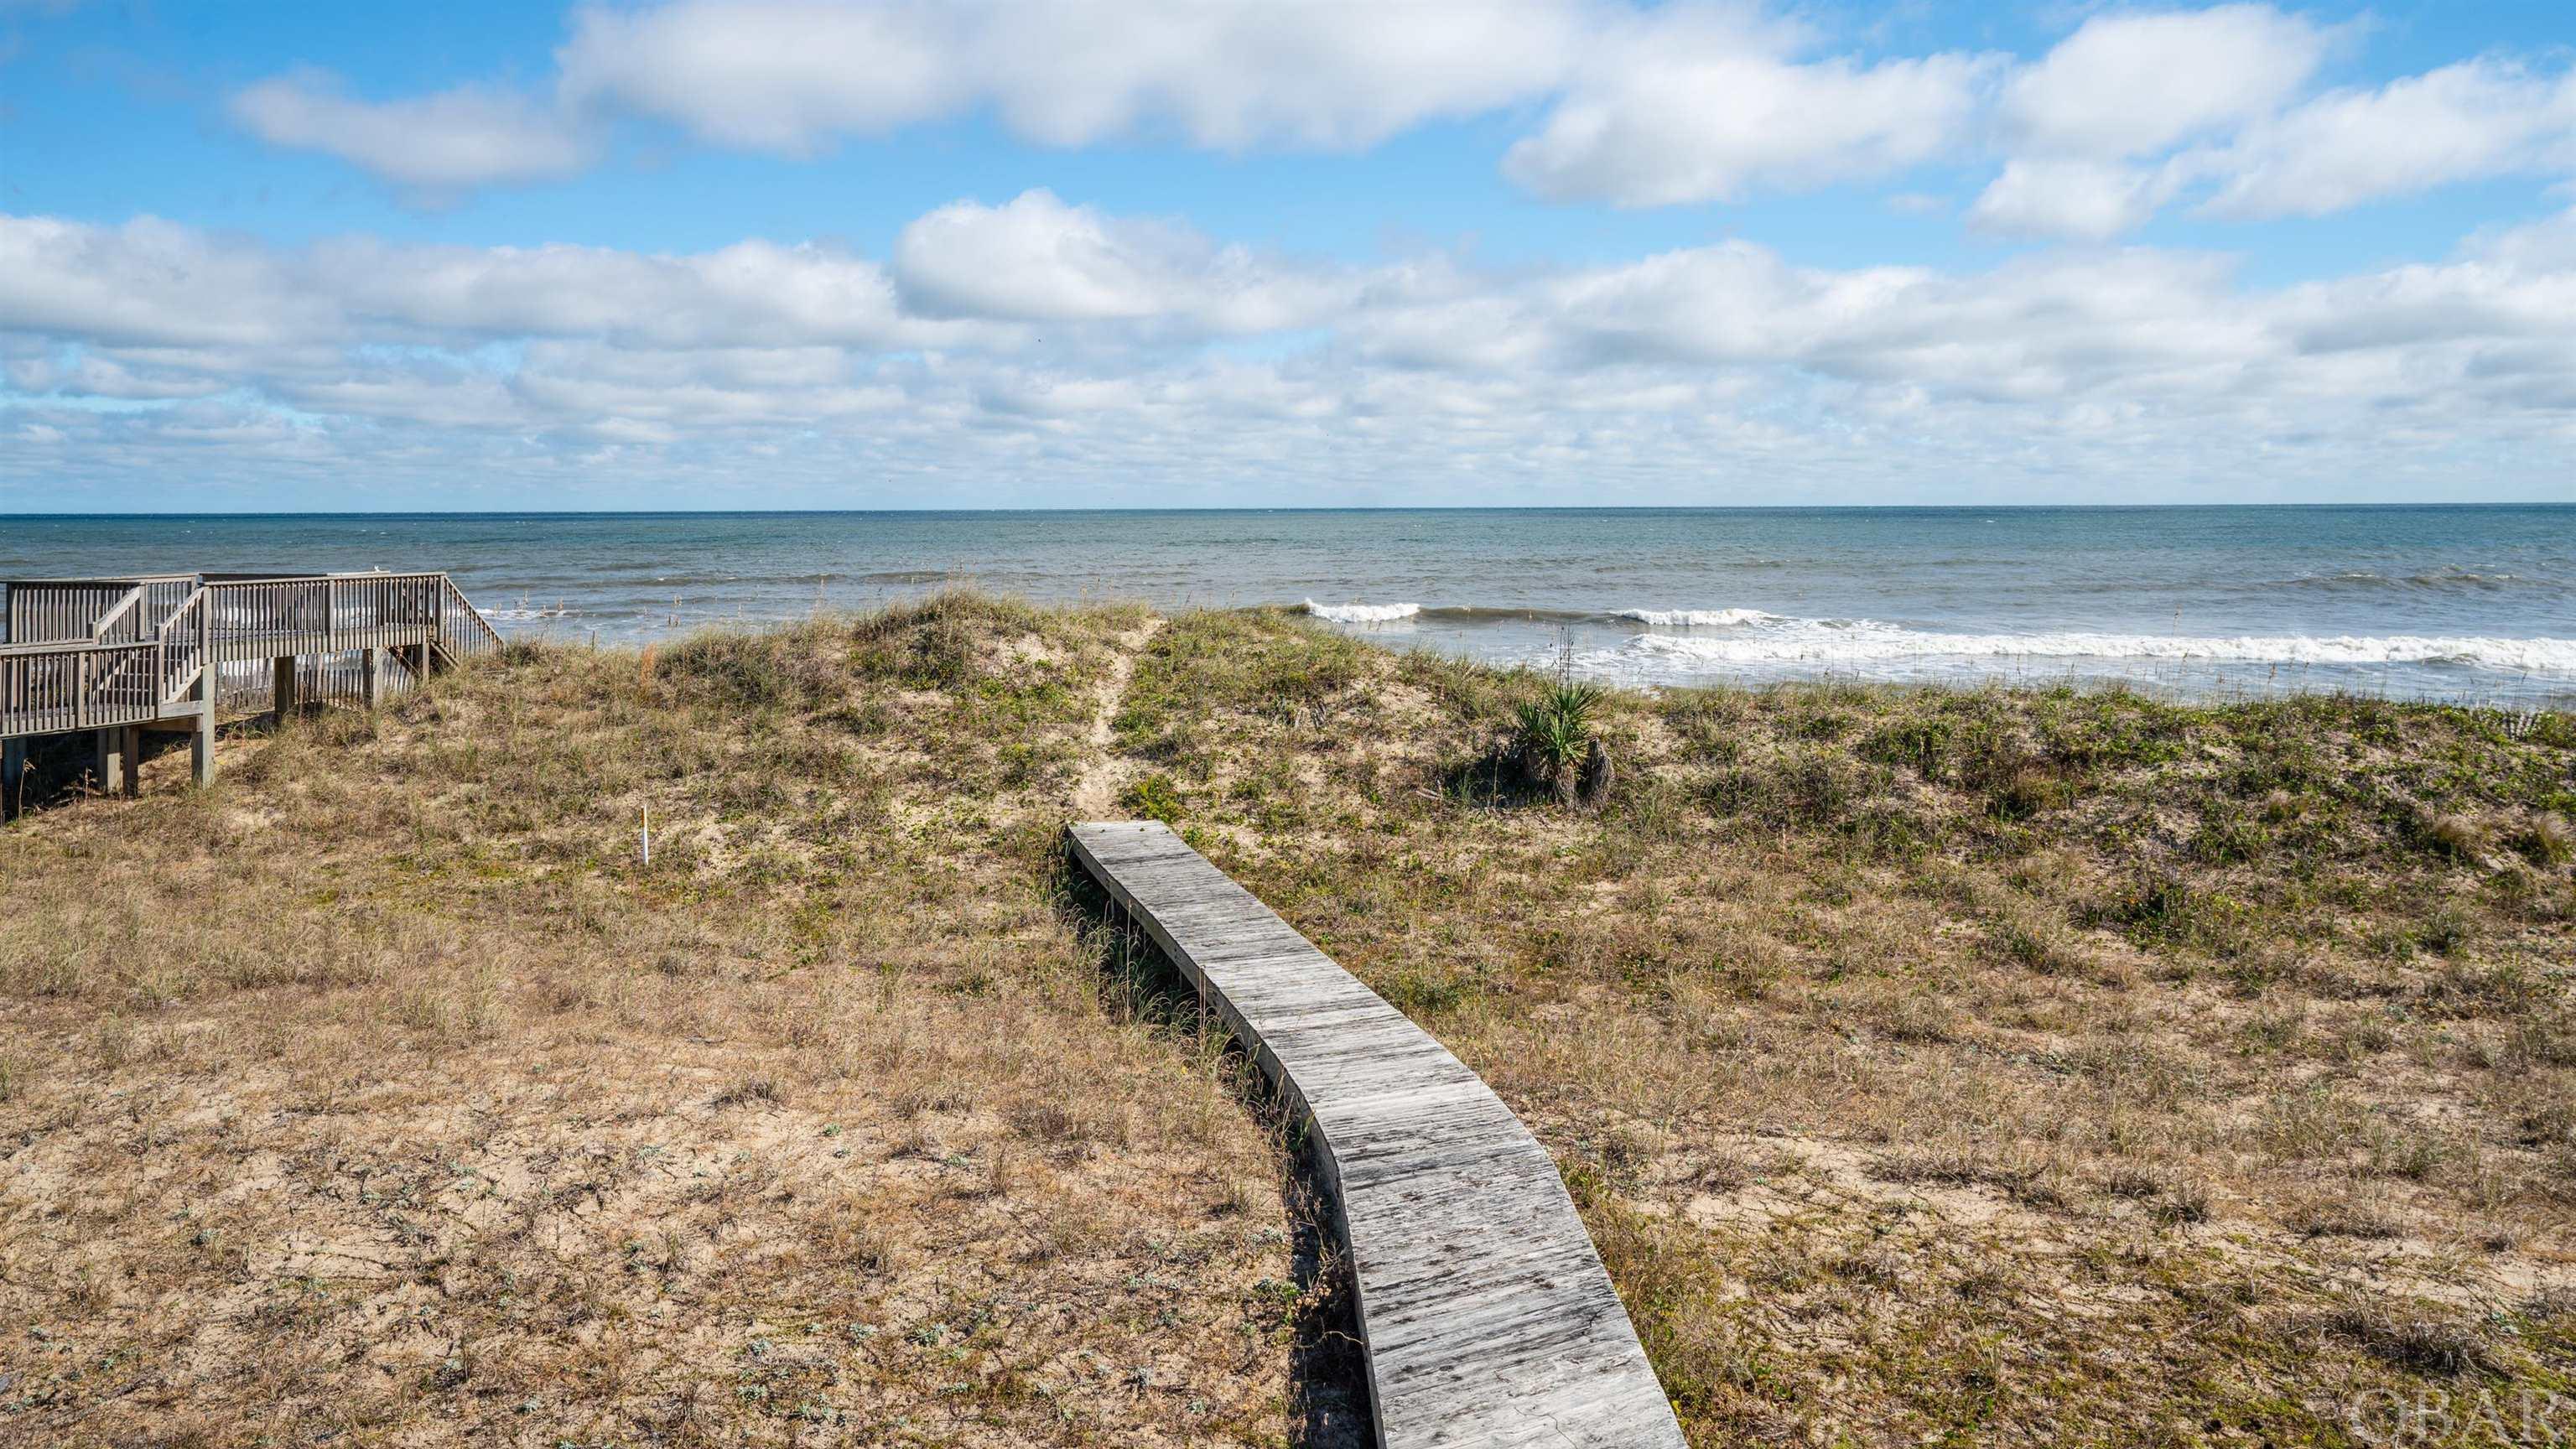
[1068,822,1685,1449]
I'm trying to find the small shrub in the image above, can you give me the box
[2423,811,2490,861]
[1862,717,1952,777]
[2191,800,2272,864]
[2511,815,2573,866]
[1125,773,1187,824]
[1987,765,2075,821]
[1510,655,1606,807]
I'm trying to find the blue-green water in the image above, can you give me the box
[4,506,2571,703]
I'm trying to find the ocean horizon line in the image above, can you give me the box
[5,500,2571,521]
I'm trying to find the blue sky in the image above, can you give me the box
[3,0,2573,510]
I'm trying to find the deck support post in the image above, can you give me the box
[361,647,382,709]
[91,727,127,796]
[191,698,216,788]
[2,738,23,821]
[272,656,299,720]
[119,725,142,798]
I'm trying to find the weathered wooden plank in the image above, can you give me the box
[1068,820,1685,1449]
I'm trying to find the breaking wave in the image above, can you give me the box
[1296,602,1781,626]
[1615,608,1779,627]
[1301,599,1421,624]
[1294,598,2576,678]
[1605,618,2576,673]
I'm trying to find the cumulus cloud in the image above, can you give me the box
[2191,59,2576,219]
[0,214,990,352]
[1968,158,2184,242]
[0,215,335,346]
[555,0,1582,153]
[226,70,594,192]
[1980,14,2575,238]
[563,0,2002,207]
[216,0,2576,239]
[1997,5,2332,158]
[1502,8,1997,205]
[891,189,1353,331]
[8,196,2575,502]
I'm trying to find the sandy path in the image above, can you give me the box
[1071,615,1165,818]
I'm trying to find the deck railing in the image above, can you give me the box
[157,589,208,704]
[436,574,506,657]
[89,584,150,646]
[2,570,496,741]
[203,577,331,663]
[3,580,142,646]
[0,640,164,735]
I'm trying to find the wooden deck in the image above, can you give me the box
[2,570,501,802]
[1067,821,1685,1449]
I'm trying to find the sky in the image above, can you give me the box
[2,1,2573,511]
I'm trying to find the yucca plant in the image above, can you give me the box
[1512,646,1608,804]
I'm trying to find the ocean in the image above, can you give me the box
[5,506,2572,705]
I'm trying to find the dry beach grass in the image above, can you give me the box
[0,596,1334,1447]
[7,593,2576,1446]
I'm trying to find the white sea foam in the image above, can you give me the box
[1302,599,1421,624]
[1615,608,1779,627]
[1602,618,2576,673]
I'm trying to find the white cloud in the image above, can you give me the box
[8,199,2575,503]
[2192,59,2576,219]
[0,214,989,352]
[0,215,333,346]
[891,189,1351,331]
[1531,243,2277,402]
[216,0,1988,209]
[2464,205,2576,273]
[551,1,974,152]
[554,0,1584,153]
[1968,158,2184,241]
[1501,7,1997,205]
[226,70,594,192]
[1999,5,2331,158]
[314,236,947,350]
[1981,18,2576,238]
[212,0,2576,241]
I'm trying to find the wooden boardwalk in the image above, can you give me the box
[2,570,501,804]
[1068,822,1685,1449]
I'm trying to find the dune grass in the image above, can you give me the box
[6,593,2573,1446]
[0,595,1327,1448]
[1116,605,2576,1446]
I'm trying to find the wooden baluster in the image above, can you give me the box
[195,591,217,788]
